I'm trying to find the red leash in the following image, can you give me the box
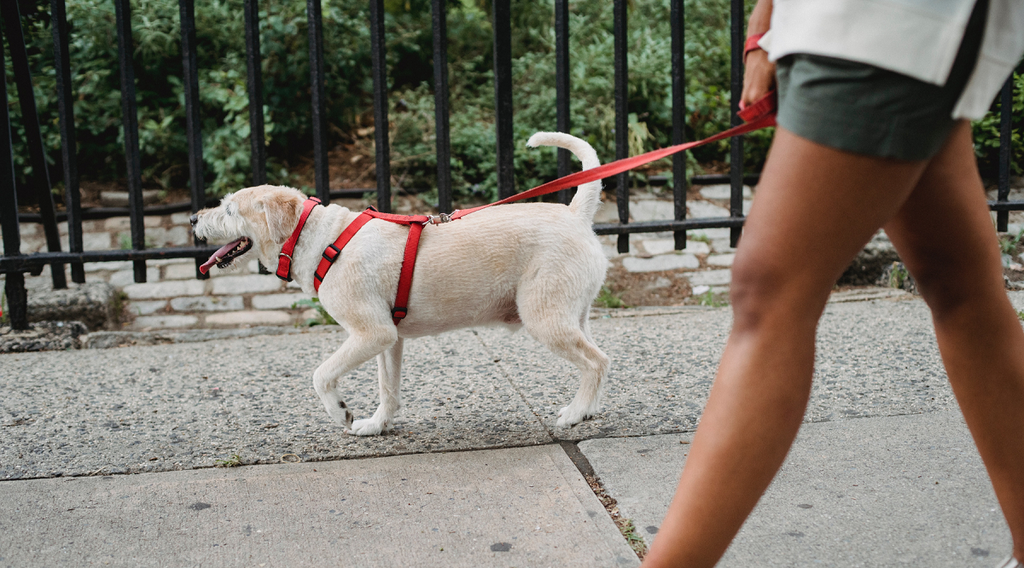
[279,91,777,325]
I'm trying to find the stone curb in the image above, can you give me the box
[82,324,345,349]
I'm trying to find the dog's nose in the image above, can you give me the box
[189,214,198,227]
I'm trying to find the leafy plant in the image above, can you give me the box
[0,289,8,326]
[885,262,911,289]
[689,232,711,244]
[292,297,338,326]
[594,286,627,309]
[973,71,1023,178]
[618,518,648,557]
[215,453,243,467]
[698,289,727,307]
[999,226,1024,255]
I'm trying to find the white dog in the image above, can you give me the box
[191,133,610,436]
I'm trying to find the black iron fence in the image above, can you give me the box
[1,0,1022,331]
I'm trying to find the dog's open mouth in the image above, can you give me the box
[199,237,253,274]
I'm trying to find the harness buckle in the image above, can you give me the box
[322,244,340,263]
[423,212,453,225]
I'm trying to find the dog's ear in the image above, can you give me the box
[258,191,302,242]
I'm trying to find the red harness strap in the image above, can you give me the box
[276,196,322,281]
[313,209,429,326]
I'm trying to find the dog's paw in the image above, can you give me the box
[347,418,389,436]
[556,404,599,428]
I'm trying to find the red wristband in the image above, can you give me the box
[744,32,767,64]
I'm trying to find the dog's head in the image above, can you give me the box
[192,185,307,274]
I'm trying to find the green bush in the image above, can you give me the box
[973,71,1023,178]
[4,0,1020,205]
[5,0,372,196]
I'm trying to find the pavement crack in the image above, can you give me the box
[471,329,555,440]
[560,440,648,560]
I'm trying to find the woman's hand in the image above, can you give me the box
[741,48,776,108]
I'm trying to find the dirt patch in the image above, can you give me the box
[601,264,695,308]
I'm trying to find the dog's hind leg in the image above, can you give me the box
[522,309,610,428]
[349,337,404,436]
[312,326,397,430]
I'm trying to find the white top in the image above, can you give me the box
[759,0,1024,119]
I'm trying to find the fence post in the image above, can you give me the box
[114,0,148,283]
[614,0,629,254]
[178,0,209,279]
[0,38,28,330]
[554,0,572,206]
[2,0,67,290]
[369,0,392,213]
[307,0,330,204]
[671,0,687,250]
[997,75,1013,233]
[51,0,84,284]
[492,0,514,200]
[728,0,745,248]
[432,0,452,214]
[244,0,267,187]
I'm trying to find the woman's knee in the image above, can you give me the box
[729,255,829,332]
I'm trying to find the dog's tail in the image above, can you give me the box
[526,132,602,222]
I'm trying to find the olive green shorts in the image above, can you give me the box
[774,0,988,161]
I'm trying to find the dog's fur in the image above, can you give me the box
[192,133,610,435]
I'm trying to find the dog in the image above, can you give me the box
[191,132,610,436]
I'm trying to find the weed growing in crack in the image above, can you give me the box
[292,298,338,326]
[595,286,627,309]
[215,453,243,468]
[698,290,728,307]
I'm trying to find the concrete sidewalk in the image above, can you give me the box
[2,291,1022,567]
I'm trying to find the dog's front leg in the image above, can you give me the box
[349,337,404,436]
[312,327,397,430]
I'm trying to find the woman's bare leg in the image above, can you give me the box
[884,122,1024,560]
[641,128,929,567]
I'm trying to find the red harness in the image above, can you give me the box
[275,91,777,326]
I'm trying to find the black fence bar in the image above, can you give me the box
[2,1,67,290]
[728,0,744,248]
[178,0,208,280]
[244,0,267,186]
[0,246,221,274]
[997,75,1013,233]
[554,0,572,205]
[671,0,687,251]
[595,216,746,235]
[50,0,83,284]
[369,0,392,213]
[1,37,28,330]
[493,0,514,200]
[613,0,629,254]
[307,0,330,204]
[114,0,147,283]
[432,0,452,214]
[989,200,1024,212]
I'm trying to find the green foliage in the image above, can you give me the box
[0,290,8,326]
[9,0,1017,206]
[6,0,371,196]
[386,0,764,203]
[885,261,911,289]
[697,289,727,307]
[292,297,337,326]
[215,453,243,467]
[1000,226,1024,256]
[972,72,1023,178]
[594,285,626,309]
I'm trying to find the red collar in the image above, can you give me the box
[276,197,321,281]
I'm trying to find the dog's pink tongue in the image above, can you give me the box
[199,239,245,274]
